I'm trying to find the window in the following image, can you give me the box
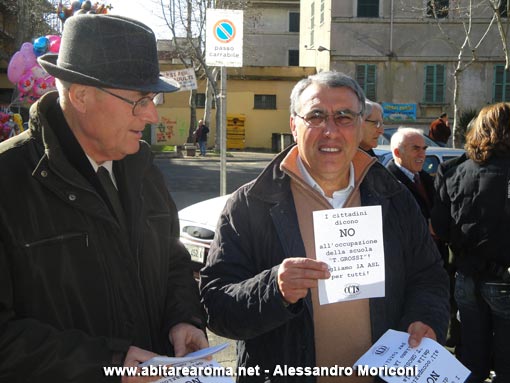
[310,2,315,47]
[423,64,446,103]
[320,0,325,24]
[493,65,510,102]
[289,12,300,32]
[195,93,215,109]
[358,0,379,17]
[254,95,276,110]
[500,0,508,17]
[426,0,449,18]
[288,50,299,66]
[355,64,377,100]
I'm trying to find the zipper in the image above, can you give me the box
[24,232,89,248]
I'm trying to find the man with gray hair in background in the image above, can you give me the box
[386,127,448,263]
[359,100,384,157]
[200,71,449,383]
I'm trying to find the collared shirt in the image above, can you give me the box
[296,155,355,209]
[86,155,118,189]
[394,161,416,182]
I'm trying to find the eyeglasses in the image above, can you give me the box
[365,119,384,129]
[295,109,362,128]
[96,87,159,116]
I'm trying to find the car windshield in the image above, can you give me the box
[377,127,440,147]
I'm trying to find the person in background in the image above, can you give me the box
[359,100,384,157]
[0,14,207,382]
[387,127,435,222]
[428,112,451,146]
[200,71,449,383]
[194,119,209,156]
[386,127,452,338]
[431,103,510,383]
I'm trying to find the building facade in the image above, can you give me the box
[300,0,509,130]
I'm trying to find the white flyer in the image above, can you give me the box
[354,329,471,383]
[153,359,235,383]
[313,205,385,304]
[140,343,235,383]
[140,343,229,367]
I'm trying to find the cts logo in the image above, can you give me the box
[344,284,360,296]
[374,345,389,356]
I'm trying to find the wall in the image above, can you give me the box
[154,66,316,150]
[299,0,509,123]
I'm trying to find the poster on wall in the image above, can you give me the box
[382,103,417,121]
[162,68,197,92]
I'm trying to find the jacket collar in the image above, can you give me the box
[248,144,401,205]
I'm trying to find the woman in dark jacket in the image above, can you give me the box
[431,102,510,383]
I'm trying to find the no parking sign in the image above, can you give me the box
[206,9,243,67]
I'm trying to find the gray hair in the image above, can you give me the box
[390,126,425,156]
[364,100,383,118]
[289,71,366,116]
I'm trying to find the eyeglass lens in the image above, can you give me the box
[300,110,360,128]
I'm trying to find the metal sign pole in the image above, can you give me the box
[220,66,227,196]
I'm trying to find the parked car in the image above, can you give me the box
[377,127,440,147]
[178,194,230,274]
[374,144,464,176]
[178,145,464,270]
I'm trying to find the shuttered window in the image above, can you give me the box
[426,0,449,18]
[423,64,446,103]
[288,50,299,66]
[358,0,379,18]
[494,65,510,102]
[356,64,377,100]
[500,0,508,18]
[310,2,315,47]
[254,95,276,110]
[289,12,300,32]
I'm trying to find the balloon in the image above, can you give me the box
[33,36,49,56]
[18,72,35,95]
[7,52,25,83]
[20,44,37,71]
[31,65,47,80]
[47,35,61,53]
[12,114,24,133]
[32,77,55,98]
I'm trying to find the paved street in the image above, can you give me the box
[155,150,276,368]
[155,151,276,210]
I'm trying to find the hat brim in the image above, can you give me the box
[38,54,180,93]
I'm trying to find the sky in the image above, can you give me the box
[106,0,170,38]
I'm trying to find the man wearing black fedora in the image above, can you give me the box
[0,14,207,382]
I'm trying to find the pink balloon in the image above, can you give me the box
[21,49,37,71]
[32,77,55,98]
[7,52,25,83]
[47,35,61,53]
[18,72,34,95]
[19,42,33,55]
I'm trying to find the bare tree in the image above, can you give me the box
[407,0,510,147]
[158,0,248,147]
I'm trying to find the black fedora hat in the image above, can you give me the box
[38,14,179,93]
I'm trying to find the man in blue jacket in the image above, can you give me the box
[200,71,449,383]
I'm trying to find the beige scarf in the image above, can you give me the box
[281,147,375,382]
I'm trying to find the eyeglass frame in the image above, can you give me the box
[294,109,363,128]
[96,87,159,116]
[365,119,384,129]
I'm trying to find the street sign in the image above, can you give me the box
[206,9,243,67]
